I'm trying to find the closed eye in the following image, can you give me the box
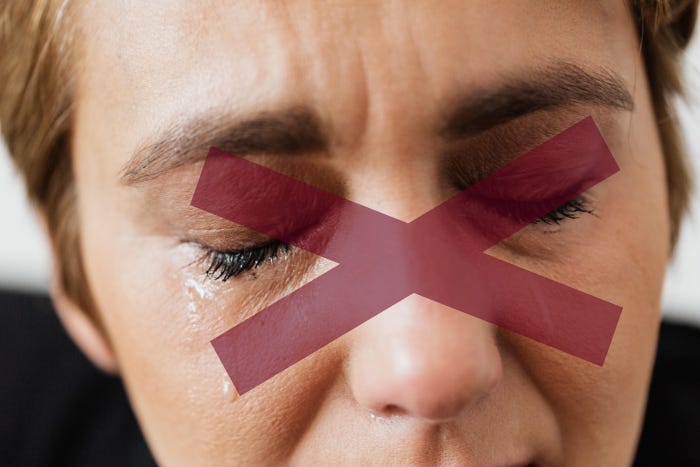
[193,196,592,282]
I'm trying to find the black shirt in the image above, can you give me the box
[0,291,698,466]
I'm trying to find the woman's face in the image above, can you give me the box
[67,1,670,465]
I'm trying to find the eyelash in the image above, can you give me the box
[534,196,593,225]
[200,241,290,282]
[198,197,592,281]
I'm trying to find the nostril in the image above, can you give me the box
[368,404,407,420]
[382,404,405,417]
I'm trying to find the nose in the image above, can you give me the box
[347,294,503,423]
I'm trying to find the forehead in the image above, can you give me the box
[73,0,635,177]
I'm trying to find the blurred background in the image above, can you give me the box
[1,40,699,325]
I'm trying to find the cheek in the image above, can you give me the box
[487,119,669,458]
[81,230,231,461]
[79,218,340,464]
[557,158,668,458]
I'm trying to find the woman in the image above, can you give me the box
[1,1,698,465]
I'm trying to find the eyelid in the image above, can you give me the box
[468,194,593,226]
[180,224,278,253]
[466,169,602,204]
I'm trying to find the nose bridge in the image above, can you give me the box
[336,84,502,423]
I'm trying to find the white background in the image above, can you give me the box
[1,36,699,324]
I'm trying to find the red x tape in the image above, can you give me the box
[191,116,622,395]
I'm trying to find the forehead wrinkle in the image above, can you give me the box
[74,2,636,197]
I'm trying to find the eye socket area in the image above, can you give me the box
[190,191,594,285]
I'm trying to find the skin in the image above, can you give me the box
[53,1,670,465]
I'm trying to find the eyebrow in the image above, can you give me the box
[437,62,633,139]
[120,61,633,185]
